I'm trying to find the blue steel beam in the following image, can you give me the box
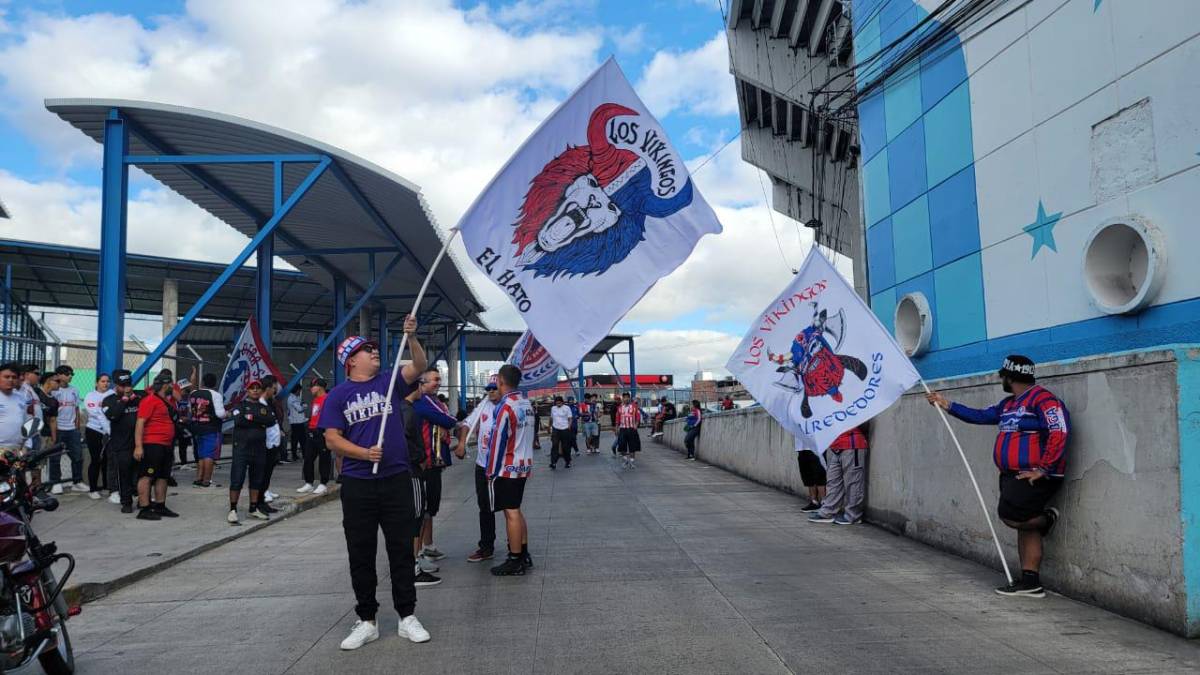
[119,116,363,297]
[291,255,403,389]
[577,362,585,400]
[377,307,389,372]
[125,153,324,165]
[628,338,637,399]
[333,276,347,386]
[431,322,465,366]
[256,161,282,355]
[327,161,469,322]
[131,158,331,383]
[97,109,129,377]
[458,329,468,411]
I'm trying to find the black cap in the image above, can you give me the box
[311,377,328,389]
[113,369,133,387]
[152,372,173,386]
[998,355,1035,383]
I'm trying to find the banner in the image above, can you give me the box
[506,330,563,392]
[726,249,920,451]
[220,318,284,409]
[459,57,723,366]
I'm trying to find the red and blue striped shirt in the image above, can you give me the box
[484,392,534,480]
[948,385,1069,477]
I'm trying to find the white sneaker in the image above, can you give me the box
[422,545,446,561]
[297,483,314,494]
[397,615,430,644]
[87,491,101,500]
[264,492,275,503]
[340,620,380,650]
[72,483,90,493]
[250,508,269,521]
[312,484,328,495]
[227,509,239,524]
[50,484,63,495]
[108,492,121,504]
[416,555,439,574]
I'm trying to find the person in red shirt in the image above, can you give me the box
[134,373,179,521]
[298,378,331,495]
[807,426,868,526]
[615,392,642,469]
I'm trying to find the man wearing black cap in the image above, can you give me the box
[102,370,140,513]
[134,373,180,520]
[926,355,1070,598]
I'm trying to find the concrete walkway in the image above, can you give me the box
[66,435,1200,674]
[36,457,336,604]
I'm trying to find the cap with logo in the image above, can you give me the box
[484,383,498,391]
[998,355,1036,383]
[337,336,379,367]
[113,370,133,387]
[152,372,173,386]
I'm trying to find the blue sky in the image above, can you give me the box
[0,0,806,377]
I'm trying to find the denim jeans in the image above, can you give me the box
[50,428,83,484]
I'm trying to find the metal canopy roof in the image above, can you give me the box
[0,238,335,329]
[461,329,631,364]
[44,98,485,329]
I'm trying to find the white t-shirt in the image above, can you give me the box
[0,389,29,448]
[550,404,572,430]
[54,386,81,431]
[464,398,498,469]
[262,397,282,449]
[84,390,111,434]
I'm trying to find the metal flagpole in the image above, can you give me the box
[372,227,461,474]
[920,379,1014,584]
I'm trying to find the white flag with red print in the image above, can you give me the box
[726,249,920,451]
[458,57,723,366]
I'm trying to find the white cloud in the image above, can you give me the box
[637,31,736,118]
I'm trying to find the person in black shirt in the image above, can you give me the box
[227,381,274,524]
[101,370,140,514]
[188,373,226,488]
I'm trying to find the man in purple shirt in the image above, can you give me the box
[319,314,432,651]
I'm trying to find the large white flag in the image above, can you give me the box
[220,318,284,409]
[507,330,563,392]
[459,58,723,366]
[726,249,920,451]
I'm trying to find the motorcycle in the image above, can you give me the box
[0,419,77,674]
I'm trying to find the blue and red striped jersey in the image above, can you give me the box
[948,385,1069,476]
[484,392,534,480]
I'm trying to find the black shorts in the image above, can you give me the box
[137,443,173,480]
[421,468,443,517]
[617,428,641,454]
[997,471,1063,522]
[796,450,827,487]
[489,477,527,512]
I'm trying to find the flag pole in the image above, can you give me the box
[372,227,461,474]
[919,378,1014,585]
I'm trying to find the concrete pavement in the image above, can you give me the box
[65,434,1200,674]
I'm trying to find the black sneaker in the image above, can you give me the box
[259,502,279,514]
[549,464,556,470]
[192,480,205,488]
[120,503,133,514]
[995,579,1045,598]
[564,462,571,469]
[153,503,180,518]
[166,477,178,487]
[522,553,534,569]
[414,571,442,587]
[490,556,526,576]
[799,501,822,513]
[136,507,161,521]
[1041,507,1060,537]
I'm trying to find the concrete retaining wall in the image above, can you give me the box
[663,348,1197,636]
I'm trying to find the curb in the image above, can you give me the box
[64,486,340,607]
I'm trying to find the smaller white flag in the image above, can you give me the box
[726,249,920,451]
[220,318,284,408]
[506,330,563,392]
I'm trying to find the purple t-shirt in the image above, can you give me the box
[317,372,418,479]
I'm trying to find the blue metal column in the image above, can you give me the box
[458,332,468,411]
[628,338,637,400]
[333,277,347,385]
[1,265,10,361]
[377,307,389,372]
[97,109,129,377]
[577,361,585,401]
[256,162,281,355]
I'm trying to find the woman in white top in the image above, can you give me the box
[84,373,112,499]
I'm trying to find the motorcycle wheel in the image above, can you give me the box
[38,615,74,675]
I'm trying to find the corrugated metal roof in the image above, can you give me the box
[0,237,334,329]
[44,98,486,329]
[461,329,631,364]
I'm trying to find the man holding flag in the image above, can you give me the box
[319,314,432,650]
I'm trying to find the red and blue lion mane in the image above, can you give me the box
[512,103,694,278]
